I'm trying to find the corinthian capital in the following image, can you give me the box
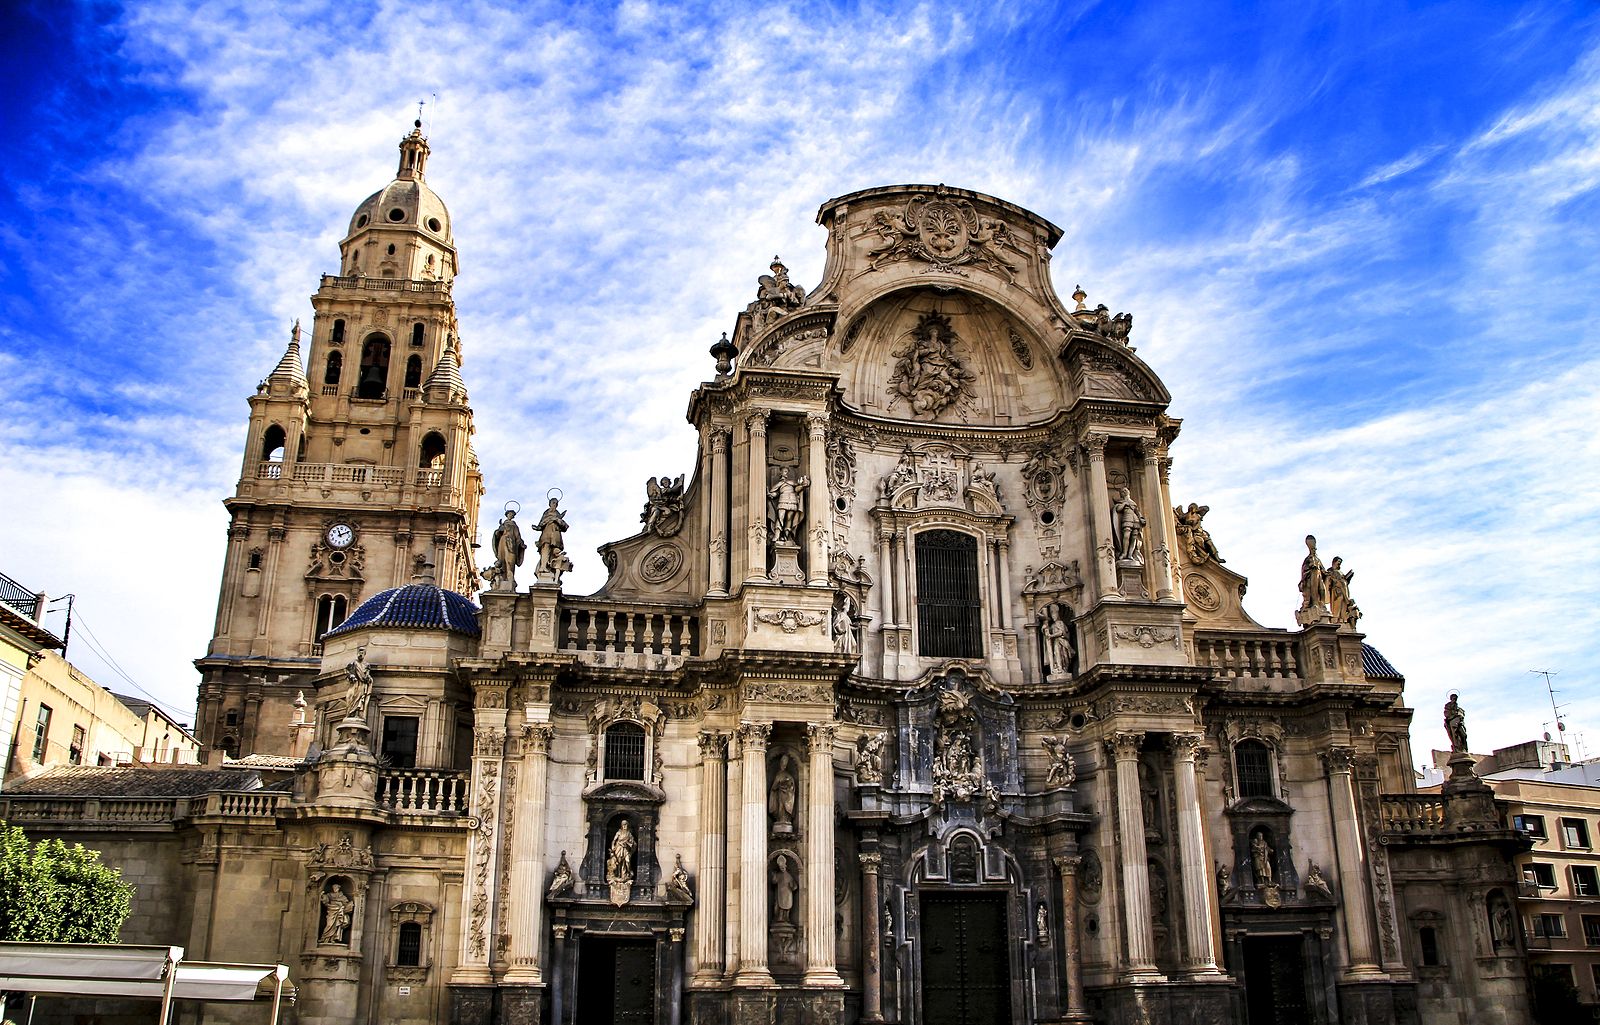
[697,730,730,758]
[805,721,838,751]
[745,409,770,435]
[736,721,772,751]
[1106,731,1145,761]
[1172,733,1204,760]
[1080,432,1109,457]
[1323,746,1356,774]
[521,723,554,753]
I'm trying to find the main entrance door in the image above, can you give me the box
[920,893,1011,1025]
[1242,935,1310,1025]
[577,935,656,1025]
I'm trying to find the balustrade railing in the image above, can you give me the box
[560,603,699,658]
[377,769,469,815]
[319,274,450,294]
[0,797,178,825]
[254,462,447,490]
[1194,632,1301,680]
[206,791,284,818]
[1380,794,1447,834]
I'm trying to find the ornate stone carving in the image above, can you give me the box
[1041,736,1076,789]
[865,192,1018,279]
[698,731,729,758]
[1107,731,1145,761]
[1304,862,1334,901]
[1069,299,1134,344]
[1111,625,1179,649]
[1184,573,1223,612]
[931,680,994,806]
[639,542,684,583]
[1323,746,1356,774]
[886,312,976,419]
[752,608,825,634]
[1174,503,1225,565]
[766,466,809,545]
[1008,327,1034,369]
[1020,445,1067,523]
[736,721,773,750]
[641,474,686,537]
[854,732,886,785]
[546,850,574,899]
[1079,849,1103,904]
[746,256,806,329]
[826,433,856,503]
[666,853,694,904]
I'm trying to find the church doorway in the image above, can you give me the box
[919,892,1012,1025]
[576,934,656,1025]
[1242,934,1310,1025]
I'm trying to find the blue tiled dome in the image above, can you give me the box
[326,582,481,638]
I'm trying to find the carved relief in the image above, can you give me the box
[1007,326,1034,370]
[1184,573,1223,613]
[752,608,825,634]
[1111,625,1180,649]
[864,192,1019,279]
[1020,444,1067,525]
[639,542,684,583]
[886,312,977,419]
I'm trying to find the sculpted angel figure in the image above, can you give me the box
[1174,502,1225,564]
[547,851,575,900]
[855,732,886,785]
[642,474,686,535]
[1041,736,1075,789]
[1111,487,1146,563]
[535,497,569,581]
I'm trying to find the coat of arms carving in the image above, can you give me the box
[865,193,1018,278]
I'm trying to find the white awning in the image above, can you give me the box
[0,942,288,1003]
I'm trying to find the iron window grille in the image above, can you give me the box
[604,722,647,781]
[915,530,983,659]
[1234,740,1275,799]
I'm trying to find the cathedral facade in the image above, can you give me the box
[0,126,1537,1025]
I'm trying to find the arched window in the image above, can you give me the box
[397,922,423,966]
[315,595,349,638]
[324,350,342,385]
[419,432,446,469]
[404,355,423,389]
[358,335,391,399]
[261,424,286,462]
[1419,926,1440,966]
[915,530,982,658]
[411,323,425,347]
[1235,740,1275,799]
[603,722,646,781]
[331,319,345,345]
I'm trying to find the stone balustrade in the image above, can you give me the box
[1379,794,1447,834]
[559,603,699,660]
[1193,631,1301,680]
[254,462,450,491]
[318,274,450,294]
[204,790,285,818]
[376,768,470,815]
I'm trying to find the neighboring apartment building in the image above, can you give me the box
[112,694,202,766]
[0,571,62,790]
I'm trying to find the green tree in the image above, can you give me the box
[0,823,133,943]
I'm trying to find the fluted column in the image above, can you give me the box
[1136,441,1175,601]
[708,426,731,597]
[1055,855,1089,1020]
[453,688,509,984]
[745,411,770,584]
[693,731,729,984]
[724,732,743,979]
[803,722,843,986]
[1109,731,1162,980]
[877,529,896,677]
[806,414,831,585]
[504,722,554,983]
[734,721,775,986]
[859,851,885,1022]
[994,539,1012,629]
[1326,747,1382,977]
[1172,734,1221,975]
[1083,434,1119,600]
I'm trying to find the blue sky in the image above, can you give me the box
[1,1,1596,758]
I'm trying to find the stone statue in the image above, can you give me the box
[1216,863,1231,901]
[1297,535,1328,622]
[641,474,686,536]
[1490,894,1514,947]
[1325,556,1360,627]
[833,593,859,655]
[1445,693,1469,753]
[766,467,809,545]
[1042,736,1076,789]
[749,257,806,327]
[535,496,569,582]
[1304,862,1333,901]
[319,882,354,945]
[1040,602,1073,677]
[547,850,575,900]
[1174,503,1225,564]
[969,464,998,500]
[666,853,694,903]
[1148,868,1168,920]
[883,448,917,496]
[854,732,885,785]
[484,508,526,591]
[606,821,636,906]
[768,753,798,833]
[1036,902,1050,946]
[886,312,977,418]
[1250,832,1275,887]
[342,646,374,721]
[770,854,798,924]
[1111,487,1146,564]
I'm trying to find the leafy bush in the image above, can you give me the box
[0,823,133,943]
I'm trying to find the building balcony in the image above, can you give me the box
[1192,630,1301,680]
[253,461,450,492]
[1381,794,1448,834]
[376,768,469,816]
[318,274,450,295]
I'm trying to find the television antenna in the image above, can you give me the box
[1533,669,1567,740]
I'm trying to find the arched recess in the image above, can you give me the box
[261,424,287,462]
[404,354,423,389]
[357,334,391,399]
[324,350,342,385]
[418,432,446,469]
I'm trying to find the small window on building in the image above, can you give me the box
[404,354,423,389]
[324,350,342,385]
[397,921,423,966]
[225,710,239,727]
[1234,740,1275,799]
[419,432,446,469]
[248,550,263,570]
[382,716,419,769]
[1591,963,1600,992]
[1528,863,1557,889]
[315,595,349,639]
[69,725,85,765]
[331,319,346,345]
[603,722,646,781]
[1516,814,1548,839]
[32,704,52,762]
[1582,915,1600,946]
[411,323,425,347]
[1573,865,1599,897]
[915,529,982,658]
[1534,913,1568,938]
[261,424,287,462]
[1418,926,1441,966]
[1562,818,1591,849]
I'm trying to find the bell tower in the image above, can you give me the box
[195,120,484,759]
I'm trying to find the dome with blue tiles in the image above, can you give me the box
[326,579,480,638]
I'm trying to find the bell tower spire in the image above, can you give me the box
[398,115,429,182]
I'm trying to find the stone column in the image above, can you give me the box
[453,694,509,985]
[693,731,730,985]
[877,529,896,677]
[503,722,554,984]
[724,733,743,980]
[1109,731,1162,980]
[858,851,885,1022]
[1326,746,1382,977]
[549,923,569,1025]
[1172,734,1221,975]
[709,426,731,597]
[1136,441,1175,601]
[1054,855,1089,1021]
[669,927,686,1025]
[806,414,831,585]
[803,723,844,986]
[1082,434,1119,600]
[745,411,770,584]
[734,721,775,987]
[994,539,1012,630]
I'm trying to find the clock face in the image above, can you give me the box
[326,523,355,549]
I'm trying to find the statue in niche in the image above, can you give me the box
[484,507,526,591]
[1216,862,1232,901]
[1148,866,1168,921]
[1041,736,1076,789]
[1039,602,1074,678]
[666,854,694,903]
[342,647,374,721]
[319,882,354,945]
[854,732,885,785]
[833,593,859,655]
[1445,693,1470,753]
[606,820,636,906]
[1036,902,1051,946]
[931,683,991,804]
[1304,862,1333,901]
[1250,831,1275,887]
[535,496,570,582]
[1141,779,1162,843]
[769,753,798,834]
[771,854,799,924]
[547,851,575,900]
[1489,893,1514,948]
[1111,487,1146,564]
[766,467,809,545]
[886,311,977,418]
[1325,556,1360,627]
[641,474,687,537]
[1174,502,1226,564]
[1297,535,1329,623]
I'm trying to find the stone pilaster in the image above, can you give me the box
[859,851,885,1023]
[1172,734,1222,975]
[1325,746,1383,977]
[803,722,844,986]
[453,684,510,985]
[806,414,831,585]
[745,410,770,584]
[877,529,896,677]
[734,721,775,987]
[1082,434,1118,601]
[1135,440,1175,601]
[503,722,553,984]
[709,426,731,597]
[1109,731,1163,981]
[693,731,730,985]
